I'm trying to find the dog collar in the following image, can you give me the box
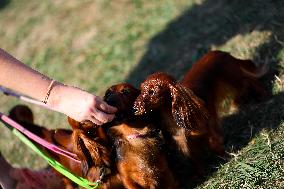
[126,133,147,139]
[126,129,159,139]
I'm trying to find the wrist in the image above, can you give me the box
[46,82,65,110]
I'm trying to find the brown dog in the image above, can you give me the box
[181,50,267,156]
[134,73,209,176]
[105,83,177,189]
[8,105,116,188]
[8,105,78,188]
[67,118,123,189]
[134,51,267,175]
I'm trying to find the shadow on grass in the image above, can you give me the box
[0,0,10,10]
[126,0,284,86]
[223,92,284,152]
[125,0,284,188]
[183,92,284,188]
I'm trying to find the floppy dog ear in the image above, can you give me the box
[68,117,108,142]
[67,117,98,130]
[169,83,209,134]
[67,117,81,129]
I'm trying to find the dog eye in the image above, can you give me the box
[148,89,155,96]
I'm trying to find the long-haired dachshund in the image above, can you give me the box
[8,105,117,188]
[134,73,209,175]
[134,50,267,174]
[104,83,177,189]
[181,50,267,156]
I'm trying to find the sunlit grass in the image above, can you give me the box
[0,0,283,188]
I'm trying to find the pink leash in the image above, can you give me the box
[0,87,80,163]
[0,113,80,163]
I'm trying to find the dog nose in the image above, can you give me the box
[105,94,117,107]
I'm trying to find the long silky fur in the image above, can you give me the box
[169,83,209,133]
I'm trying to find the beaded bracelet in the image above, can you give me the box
[42,80,56,104]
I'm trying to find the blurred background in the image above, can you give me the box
[0,0,283,188]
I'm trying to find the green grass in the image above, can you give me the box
[0,0,283,188]
[196,94,284,189]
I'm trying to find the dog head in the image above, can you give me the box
[134,72,174,114]
[134,72,209,133]
[104,83,140,120]
[9,105,34,123]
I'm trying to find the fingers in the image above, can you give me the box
[90,108,115,125]
[84,97,116,125]
[89,115,104,126]
[96,99,117,114]
[55,89,118,125]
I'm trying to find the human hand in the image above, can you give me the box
[48,84,117,125]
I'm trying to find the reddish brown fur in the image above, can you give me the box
[67,117,111,177]
[8,105,122,189]
[182,50,267,155]
[134,51,267,176]
[134,73,209,176]
[9,81,178,189]
[105,83,177,189]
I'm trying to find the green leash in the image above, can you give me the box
[2,123,100,189]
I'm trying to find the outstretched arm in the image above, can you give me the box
[0,48,117,125]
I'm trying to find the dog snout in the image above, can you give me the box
[105,94,119,107]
